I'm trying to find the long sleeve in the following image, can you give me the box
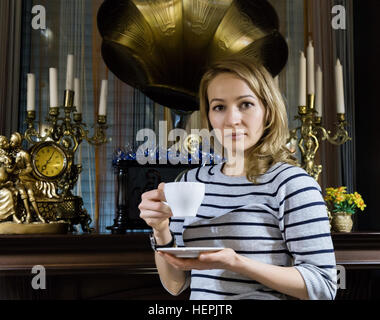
[277,167,337,300]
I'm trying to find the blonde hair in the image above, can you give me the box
[199,57,298,183]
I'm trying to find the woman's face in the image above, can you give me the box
[207,73,266,155]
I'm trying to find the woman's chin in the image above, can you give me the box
[225,147,247,156]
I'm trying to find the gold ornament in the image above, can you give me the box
[288,94,350,181]
[331,212,353,233]
[0,89,107,233]
[30,141,68,180]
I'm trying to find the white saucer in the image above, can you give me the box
[157,247,224,258]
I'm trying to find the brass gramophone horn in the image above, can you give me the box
[97,0,288,111]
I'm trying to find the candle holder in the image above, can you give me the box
[25,90,108,148]
[22,88,108,233]
[289,94,351,181]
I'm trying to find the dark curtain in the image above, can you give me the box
[302,0,355,196]
[0,0,22,136]
[354,0,380,231]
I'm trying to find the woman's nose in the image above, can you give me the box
[225,107,242,126]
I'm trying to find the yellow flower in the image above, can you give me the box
[338,186,347,193]
[324,186,366,214]
[336,195,345,203]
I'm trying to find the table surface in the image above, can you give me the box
[1,231,380,274]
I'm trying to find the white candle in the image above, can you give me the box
[335,59,345,114]
[27,73,35,111]
[315,65,323,117]
[298,51,307,106]
[49,68,59,107]
[74,78,82,113]
[98,80,108,116]
[307,41,315,95]
[65,54,74,91]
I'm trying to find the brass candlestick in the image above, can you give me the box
[289,94,351,181]
[25,90,108,148]
[19,89,108,233]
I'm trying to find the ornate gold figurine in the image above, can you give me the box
[0,136,20,224]
[0,90,107,234]
[289,94,351,181]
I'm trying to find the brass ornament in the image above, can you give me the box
[0,133,79,233]
[0,89,107,234]
[0,133,48,229]
[331,211,353,233]
[288,94,351,181]
[97,0,288,111]
[30,141,68,180]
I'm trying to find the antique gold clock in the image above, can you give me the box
[30,141,68,181]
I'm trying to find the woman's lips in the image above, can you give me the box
[226,133,246,140]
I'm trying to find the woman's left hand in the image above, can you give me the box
[157,248,237,271]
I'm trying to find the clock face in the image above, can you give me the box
[32,143,67,179]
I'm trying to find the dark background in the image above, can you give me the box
[353,0,380,299]
[354,0,380,232]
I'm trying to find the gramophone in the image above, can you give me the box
[97,0,288,113]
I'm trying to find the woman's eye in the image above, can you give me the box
[212,105,224,111]
[241,102,254,109]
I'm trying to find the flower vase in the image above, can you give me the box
[332,211,353,232]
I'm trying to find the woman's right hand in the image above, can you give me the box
[139,182,173,233]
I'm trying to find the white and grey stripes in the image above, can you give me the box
[168,162,337,300]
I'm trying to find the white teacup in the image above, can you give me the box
[164,182,205,217]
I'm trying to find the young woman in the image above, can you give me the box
[139,58,337,300]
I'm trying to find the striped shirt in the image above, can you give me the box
[168,161,337,300]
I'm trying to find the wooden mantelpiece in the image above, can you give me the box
[1,232,380,272]
[0,233,155,275]
[0,232,379,299]
[332,232,380,269]
[0,233,184,300]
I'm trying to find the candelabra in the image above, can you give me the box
[25,90,108,147]
[21,89,108,233]
[289,94,351,181]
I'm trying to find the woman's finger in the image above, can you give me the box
[139,200,171,214]
[159,253,195,270]
[139,209,171,220]
[141,188,166,202]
